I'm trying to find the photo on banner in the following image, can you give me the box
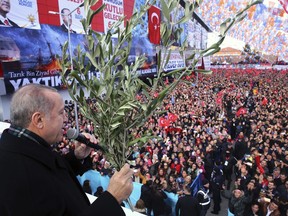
[58,0,85,34]
[162,51,185,72]
[0,24,88,93]
[0,0,40,29]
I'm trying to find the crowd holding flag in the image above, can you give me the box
[168,113,178,123]
[215,89,225,106]
[190,173,202,196]
[158,117,170,127]
[261,96,268,106]
[236,107,247,117]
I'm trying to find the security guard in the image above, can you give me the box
[197,178,211,216]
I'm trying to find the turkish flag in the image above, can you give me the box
[168,113,178,123]
[216,90,224,105]
[148,5,161,44]
[158,117,170,127]
[236,107,247,117]
[262,97,268,106]
[255,155,265,174]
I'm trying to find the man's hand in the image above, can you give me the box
[107,164,134,204]
[74,133,96,159]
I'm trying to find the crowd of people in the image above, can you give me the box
[55,68,287,216]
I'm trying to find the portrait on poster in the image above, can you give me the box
[0,0,40,29]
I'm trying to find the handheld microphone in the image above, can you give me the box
[66,128,105,152]
[67,129,134,210]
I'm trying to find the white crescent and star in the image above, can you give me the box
[151,12,159,30]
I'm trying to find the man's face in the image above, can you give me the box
[269,202,278,211]
[251,204,259,213]
[41,92,66,145]
[62,9,72,27]
[0,0,10,15]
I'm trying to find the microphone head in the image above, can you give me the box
[67,128,79,139]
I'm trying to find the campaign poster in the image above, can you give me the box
[162,51,185,72]
[0,24,89,93]
[0,0,40,29]
[103,0,124,33]
[57,0,85,34]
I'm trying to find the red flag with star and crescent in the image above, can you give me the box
[236,107,247,117]
[158,117,170,127]
[168,113,178,123]
[148,5,161,44]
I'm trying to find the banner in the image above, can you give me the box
[0,24,89,93]
[0,0,40,29]
[129,37,157,77]
[103,0,124,33]
[57,0,85,34]
[0,23,156,94]
[148,5,161,45]
[0,0,210,95]
[163,51,185,72]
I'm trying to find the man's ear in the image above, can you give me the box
[31,112,44,129]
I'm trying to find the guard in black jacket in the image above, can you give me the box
[210,162,224,215]
[197,178,211,216]
[176,184,200,216]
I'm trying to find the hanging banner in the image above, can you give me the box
[162,51,185,72]
[0,0,40,29]
[103,0,124,33]
[0,24,88,93]
[57,0,85,34]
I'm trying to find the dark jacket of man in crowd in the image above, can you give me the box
[176,185,200,216]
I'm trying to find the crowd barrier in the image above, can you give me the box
[78,170,179,215]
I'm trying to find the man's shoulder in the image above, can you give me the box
[61,24,68,32]
[8,19,20,27]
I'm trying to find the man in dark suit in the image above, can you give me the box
[0,0,19,27]
[0,84,133,215]
[260,198,281,216]
[61,7,76,33]
[176,184,201,216]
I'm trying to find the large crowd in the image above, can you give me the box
[55,68,287,216]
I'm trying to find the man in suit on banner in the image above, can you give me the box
[61,8,76,33]
[0,0,19,27]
